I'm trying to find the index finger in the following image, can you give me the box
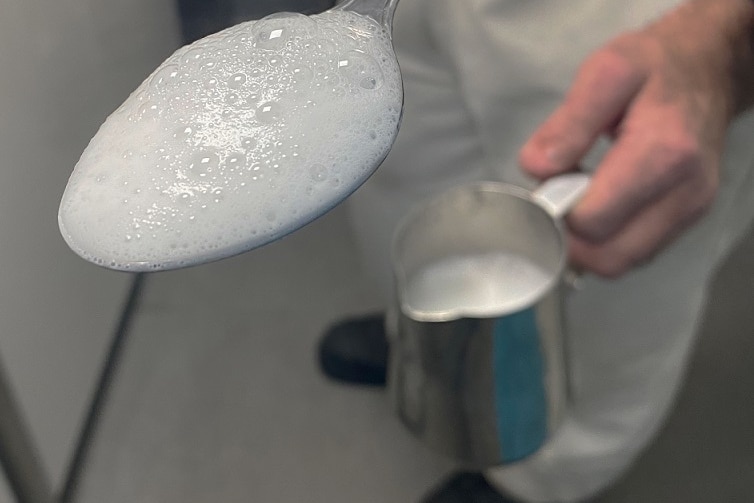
[519,42,646,178]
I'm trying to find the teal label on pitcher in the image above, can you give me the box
[492,308,548,463]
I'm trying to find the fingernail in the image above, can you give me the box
[521,141,558,177]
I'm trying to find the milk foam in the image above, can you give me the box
[404,252,554,317]
[58,11,402,271]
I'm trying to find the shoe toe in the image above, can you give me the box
[422,472,519,503]
[318,313,388,386]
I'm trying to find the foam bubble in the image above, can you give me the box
[338,51,383,90]
[59,10,403,271]
[151,64,180,90]
[252,12,314,51]
[228,72,247,89]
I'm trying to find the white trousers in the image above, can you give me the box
[346,1,754,501]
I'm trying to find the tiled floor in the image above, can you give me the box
[74,201,754,503]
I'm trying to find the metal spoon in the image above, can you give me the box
[334,0,400,31]
[58,1,403,271]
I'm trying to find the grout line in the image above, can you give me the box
[58,273,146,503]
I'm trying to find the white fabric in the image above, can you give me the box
[346,0,754,501]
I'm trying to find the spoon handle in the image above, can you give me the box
[334,0,400,32]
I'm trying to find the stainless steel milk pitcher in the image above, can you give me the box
[387,173,590,468]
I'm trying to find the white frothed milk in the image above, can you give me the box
[404,252,554,317]
[59,11,402,270]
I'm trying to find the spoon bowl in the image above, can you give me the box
[58,0,402,271]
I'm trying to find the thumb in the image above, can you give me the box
[519,43,646,178]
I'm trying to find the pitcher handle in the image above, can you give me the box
[531,172,591,220]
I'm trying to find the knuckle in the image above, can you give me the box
[589,245,648,279]
[584,43,636,82]
[567,214,610,243]
[649,130,703,185]
[592,256,631,279]
[583,220,615,243]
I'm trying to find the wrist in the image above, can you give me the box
[645,0,754,119]
[699,0,754,113]
[730,2,754,112]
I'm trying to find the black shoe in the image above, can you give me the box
[318,313,389,386]
[422,472,518,503]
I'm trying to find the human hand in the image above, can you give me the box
[519,0,754,278]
